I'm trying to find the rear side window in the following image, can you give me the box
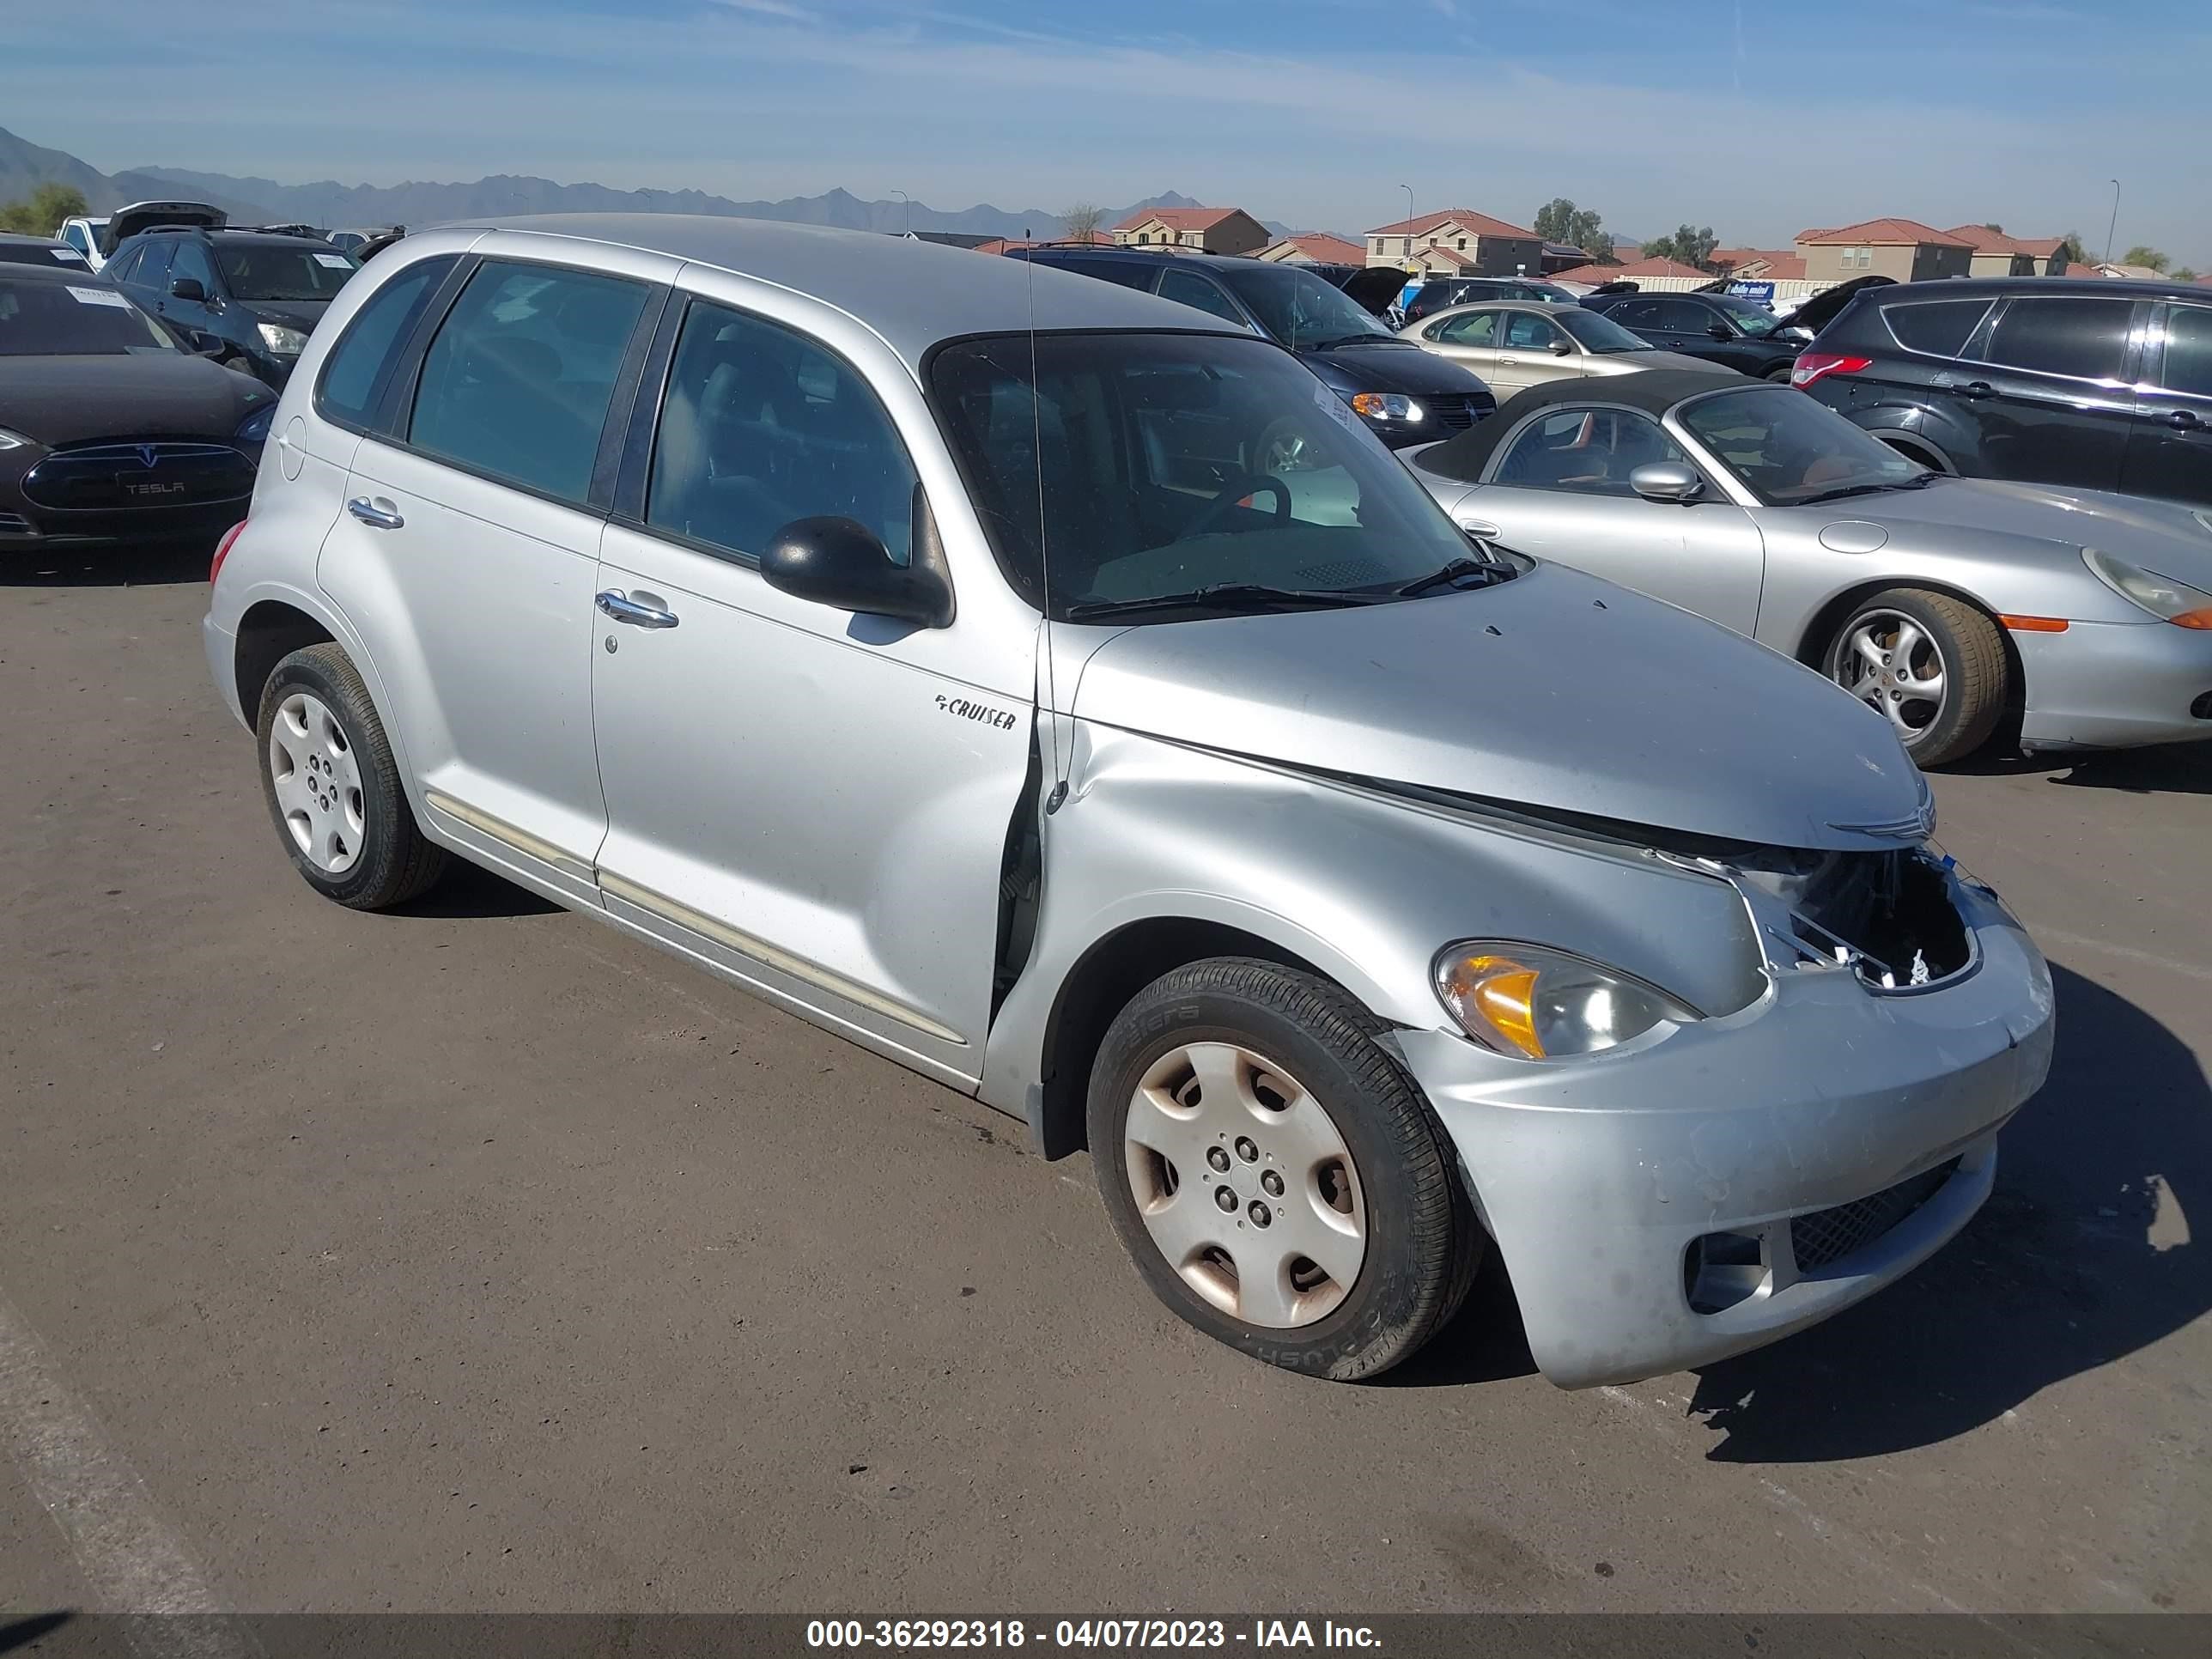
[1658,299,1713,331]
[1983,296,2133,380]
[1611,299,1661,327]
[1881,298,1992,357]
[106,245,143,282]
[408,259,650,503]
[2158,305,2212,399]
[646,300,920,564]
[1494,407,1690,496]
[1431,309,1498,346]
[317,255,458,429]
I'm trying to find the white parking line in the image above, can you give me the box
[0,1285,256,1659]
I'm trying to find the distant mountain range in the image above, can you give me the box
[0,125,1292,243]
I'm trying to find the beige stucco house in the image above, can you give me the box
[1110,207,1270,256]
[1793,219,1974,283]
[1364,210,1545,276]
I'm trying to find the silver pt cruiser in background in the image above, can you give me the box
[204,217,2056,1385]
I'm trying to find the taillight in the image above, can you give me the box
[1790,352,1871,389]
[210,520,246,584]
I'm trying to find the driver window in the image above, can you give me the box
[1432,309,1499,346]
[1157,270,1248,328]
[647,299,921,565]
[170,240,216,293]
[1492,407,1691,497]
[1502,312,1563,351]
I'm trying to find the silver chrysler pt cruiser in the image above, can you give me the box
[204,217,2055,1386]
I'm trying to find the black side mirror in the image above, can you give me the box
[1705,321,1733,341]
[760,512,955,629]
[170,276,207,302]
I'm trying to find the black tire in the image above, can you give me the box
[1824,587,2008,768]
[1087,957,1481,1381]
[1764,364,1794,382]
[254,642,447,909]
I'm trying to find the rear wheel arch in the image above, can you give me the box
[1033,916,1340,1161]
[234,600,335,720]
[1875,432,1956,473]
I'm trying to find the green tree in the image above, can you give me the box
[2122,244,2171,272]
[1982,222,2003,233]
[1643,223,1718,270]
[2176,267,2200,282]
[2056,231,2087,264]
[0,182,89,235]
[1533,198,1611,260]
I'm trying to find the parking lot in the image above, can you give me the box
[3,549,2208,1616]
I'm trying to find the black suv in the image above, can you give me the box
[1403,276,1579,324]
[104,226,357,386]
[1794,276,2212,509]
[1011,246,1495,449]
[1578,289,1808,379]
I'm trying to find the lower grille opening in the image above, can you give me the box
[1790,1157,1961,1274]
[1684,1231,1766,1315]
[2191,691,2212,721]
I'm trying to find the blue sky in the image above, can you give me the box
[10,0,2209,264]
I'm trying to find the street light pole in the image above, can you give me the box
[893,189,910,238]
[2102,179,2120,265]
[1400,183,1414,268]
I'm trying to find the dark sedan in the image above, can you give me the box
[0,265,273,555]
[1579,289,1809,380]
[0,232,95,270]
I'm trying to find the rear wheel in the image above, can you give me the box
[1824,587,2007,767]
[1088,957,1480,1380]
[256,643,447,909]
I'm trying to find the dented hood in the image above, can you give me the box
[1069,562,1931,853]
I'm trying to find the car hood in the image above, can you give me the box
[0,354,268,447]
[1599,349,1737,374]
[1068,562,1929,853]
[1299,341,1491,397]
[242,299,335,332]
[1827,477,2212,586]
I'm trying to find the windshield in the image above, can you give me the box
[1217,264,1395,349]
[1680,386,1929,505]
[0,277,179,356]
[214,243,356,301]
[1713,297,1783,337]
[929,331,1493,620]
[1553,307,1648,354]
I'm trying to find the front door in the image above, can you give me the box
[316,256,655,901]
[1493,308,1578,392]
[589,295,1033,1081]
[1467,403,1765,635]
[1963,293,2141,493]
[2119,300,2212,509]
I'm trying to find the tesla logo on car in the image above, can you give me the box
[934,693,1018,731]
[136,445,159,468]
[125,481,185,496]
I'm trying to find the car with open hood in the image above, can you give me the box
[0,262,273,555]
[1407,371,2212,764]
[1009,243,1496,452]
[204,216,2052,1387]
[56,200,226,272]
[105,224,356,386]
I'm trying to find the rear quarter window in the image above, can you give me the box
[1880,298,1993,357]
[1982,295,2135,381]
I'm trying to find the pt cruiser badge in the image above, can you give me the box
[936,692,1018,731]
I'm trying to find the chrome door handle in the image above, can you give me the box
[595,589,679,629]
[2166,408,2203,431]
[346,496,404,530]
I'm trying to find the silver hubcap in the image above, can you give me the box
[1836,611,1948,743]
[1261,426,1310,474]
[269,692,365,874]
[1121,1042,1367,1328]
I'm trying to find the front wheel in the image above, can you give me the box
[1088,957,1480,1380]
[1824,587,2008,767]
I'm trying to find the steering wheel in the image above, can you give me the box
[1183,472,1291,539]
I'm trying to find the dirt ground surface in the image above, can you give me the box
[3,550,2208,1617]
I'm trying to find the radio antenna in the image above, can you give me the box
[1027,232,1069,813]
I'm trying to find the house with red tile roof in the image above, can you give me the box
[1548,254,1712,287]
[1111,206,1269,256]
[1256,232,1366,266]
[1710,247,1808,281]
[1363,209,1544,276]
[1794,219,1973,283]
[1945,226,2072,276]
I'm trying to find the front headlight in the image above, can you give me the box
[256,322,309,356]
[1435,942,1698,1060]
[234,404,275,445]
[0,426,33,452]
[2083,547,2212,629]
[1348,391,1425,422]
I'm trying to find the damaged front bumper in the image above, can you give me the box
[1394,860,2055,1390]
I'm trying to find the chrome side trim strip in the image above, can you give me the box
[422,788,594,878]
[596,869,968,1048]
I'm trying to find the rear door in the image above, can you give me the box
[1960,293,2142,492]
[1468,402,1765,634]
[315,254,659,902]
[1418,307,1503,379]
[2118,300,2212,508]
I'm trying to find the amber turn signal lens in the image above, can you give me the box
[1999,613,2070,633]
[2170,608,2212,630]
[1441,953,1547,1059]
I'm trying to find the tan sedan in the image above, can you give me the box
[1402,300,1733,398]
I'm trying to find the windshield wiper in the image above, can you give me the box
[1306,333,1401,349]
[1794,474,1938,506]
[1062,583,1376,622]
[1396,556,1507,597]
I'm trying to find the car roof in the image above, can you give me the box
[1415,368,1764,482]
[0,261,112,285]
[117,228,332,249]
[428,215,1241,371]
[0,232,70,246]
[1864,275,2200,301]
